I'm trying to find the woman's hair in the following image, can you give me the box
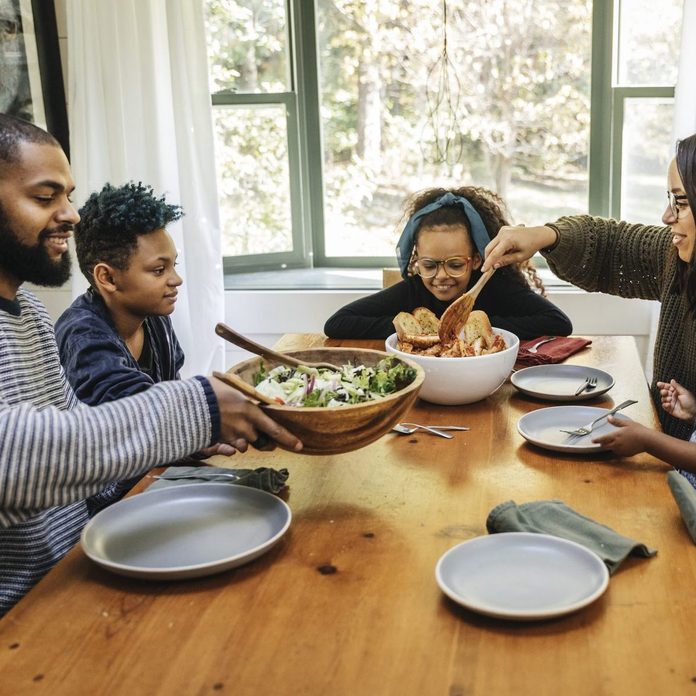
[675,133,696,313]
[401,185,545,294]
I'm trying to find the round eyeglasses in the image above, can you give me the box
[414,256,472,278]
[667,191,690,219]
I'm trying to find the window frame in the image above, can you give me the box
[590,0,676,220]
[211,0,676,275]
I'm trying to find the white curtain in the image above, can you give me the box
[673,0,696,140]
[66,0,224,376]
[645,0,696,382]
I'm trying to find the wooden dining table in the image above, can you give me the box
[1,334,694,696]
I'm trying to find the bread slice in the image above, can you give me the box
[393,312,424,340]
[405,333,441,348]
[462,310,495,349]
[412,307,440,334]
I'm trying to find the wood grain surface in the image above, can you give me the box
[1,336,693,696]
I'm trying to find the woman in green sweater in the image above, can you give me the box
[482,133,696,443]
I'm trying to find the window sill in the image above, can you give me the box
[224,267,574,291]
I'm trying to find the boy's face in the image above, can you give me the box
[110,228,182,317]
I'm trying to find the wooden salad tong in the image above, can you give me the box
[438,268,495,344]
[215,323,341,371]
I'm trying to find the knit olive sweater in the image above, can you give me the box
[544,215,694,440]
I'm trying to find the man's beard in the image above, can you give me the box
[0,205,72,287]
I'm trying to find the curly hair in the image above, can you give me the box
[75,182,183,286]
[401,185,546,295]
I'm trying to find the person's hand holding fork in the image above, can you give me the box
[592,418,652,456]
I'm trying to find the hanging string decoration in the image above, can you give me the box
[420,0,465,166]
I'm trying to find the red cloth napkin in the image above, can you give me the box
[516,336,592,366]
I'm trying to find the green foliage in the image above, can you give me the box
[213,106,292,256]
[204,0,682,258]
[205,0,288,93]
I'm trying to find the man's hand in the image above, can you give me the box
[481,225,557,273]
[199,442,242,457]
[657,379,696,421]
[208,376,303,452]
[592,416,651,457]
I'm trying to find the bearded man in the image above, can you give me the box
[0,114,301,617]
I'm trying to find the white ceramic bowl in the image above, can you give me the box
[385,328,519,405]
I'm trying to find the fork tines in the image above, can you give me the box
[574,376,598,396]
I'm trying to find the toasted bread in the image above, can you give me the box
[393,307,503,358]
[405,333,441,348]
[412,307,440,334]
[393,312,424,341]
[462,310,495,349]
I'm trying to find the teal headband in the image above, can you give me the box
[395,192,491,278]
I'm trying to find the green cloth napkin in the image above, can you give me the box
[149,465,289,495]
[667,470,696,544]
[486,499,656,575]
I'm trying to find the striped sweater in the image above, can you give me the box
[0,289,218,617]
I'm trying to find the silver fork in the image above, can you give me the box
[392,423,470,439]
[574,376,598,396]
[559,399,638,437]
[526,337,557,354]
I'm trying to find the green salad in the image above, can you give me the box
[253,356,416,407]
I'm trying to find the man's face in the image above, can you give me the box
[0,141,79,290]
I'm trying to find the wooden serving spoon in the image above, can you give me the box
[215,323,341,371]
[438,268,495,344]
[212,370,277,405]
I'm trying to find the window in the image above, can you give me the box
[611,0,683,224]
[204,0,307,271]
[204,0,684,276]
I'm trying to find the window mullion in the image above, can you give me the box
[588,0,615,217]
[290,0,324,268]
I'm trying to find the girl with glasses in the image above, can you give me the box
[482,133,696,445]
[324,186,572,340]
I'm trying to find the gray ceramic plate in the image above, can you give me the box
[511,364,614,401]
[81,483,291,580]
[436,532,609,620]
[517,405,631,454]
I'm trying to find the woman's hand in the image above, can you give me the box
[481,225,558,273]
[592,416,652,457]
[657,379,696,421]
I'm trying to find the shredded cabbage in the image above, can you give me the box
[252,356,416,407]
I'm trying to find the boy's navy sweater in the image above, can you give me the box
[55,289,184,406]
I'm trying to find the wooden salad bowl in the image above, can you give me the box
[226,347,425,455]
